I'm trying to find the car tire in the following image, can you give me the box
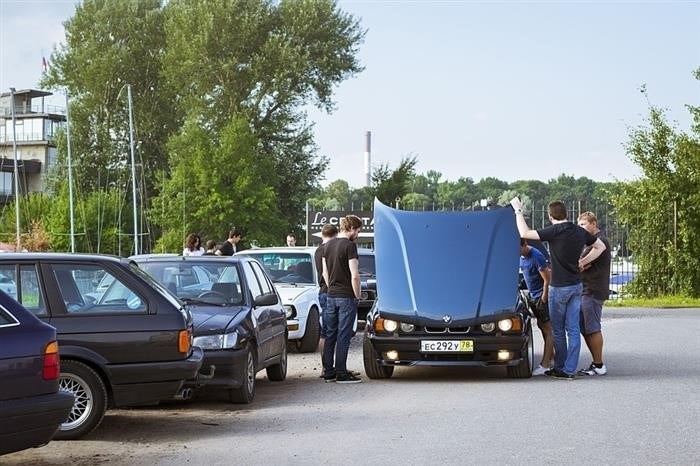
[507,324,534,379]
[55,360,108,440]
[296,307,320,353]
[266,340,287,382]
[229,344,256,404]
[363,334,394,379]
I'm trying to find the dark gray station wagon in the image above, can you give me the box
[0,254,203,439]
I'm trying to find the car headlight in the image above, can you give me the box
[284,305,296,319]
[375,318,398,333]
[193,334,224,350]
[400,322,415,333]
[193,331,239,350]
[497,319,513,332]
[480,322,496,332]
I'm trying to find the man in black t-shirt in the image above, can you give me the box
[216,228,243,256]
[321,215,363,384]
[511,197,607,379]
[314,224,338,342]
[576,211,611,376]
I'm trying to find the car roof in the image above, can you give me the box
[0,252,127,263]
[237,247,317,254]
[129,254,250,263]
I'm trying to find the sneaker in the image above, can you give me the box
[335,373,362,384]
[577,363,607,376]
[322,373,336,383]
[532,365,548,376]
[545,368,574,380]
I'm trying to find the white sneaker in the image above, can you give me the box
[532,365,548,376]
[577,362,607,376]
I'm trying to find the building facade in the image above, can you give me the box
[0,89,66,203]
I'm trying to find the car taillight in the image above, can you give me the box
[43,341,60,380]
[178,329,192,353]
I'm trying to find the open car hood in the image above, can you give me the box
[374,199,520,326]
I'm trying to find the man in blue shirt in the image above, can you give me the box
[520,238,554,375]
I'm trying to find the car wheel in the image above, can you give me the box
[229,344,256,404]
[296,307,320,353]
[363,334,394,379]
[266,341,287,382]
[55,360,108,440]
[507,324,534,379]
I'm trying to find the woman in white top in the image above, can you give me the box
[183,233,205,256]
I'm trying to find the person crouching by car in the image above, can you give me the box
[520,238,554,375]
[322,215,362,384]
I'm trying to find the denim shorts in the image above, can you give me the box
[580,294,603,335]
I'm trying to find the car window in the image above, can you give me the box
[359,254,375,277]
[20,265,47,316]
[250,261,273,294]
[241,252,315,284]
[0,305,19,327]
[243,262,262,300]
[0,265,18,301]
[51,264,146,314]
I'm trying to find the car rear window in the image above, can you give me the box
[0,305,19,327]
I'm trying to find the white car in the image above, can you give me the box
[236,247,321,352]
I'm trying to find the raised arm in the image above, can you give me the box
[510,197,541,240]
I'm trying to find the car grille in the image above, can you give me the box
[423,326,471,334]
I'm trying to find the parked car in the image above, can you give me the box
[363,200,533,379]
[357,248,376,320]
[235,247,322,353]
[609,272,635,298]
[0,253,204,439]
[0,290,74,456]
[131,255,288,403]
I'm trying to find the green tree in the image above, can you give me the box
[372,156,418,207]
[611,72,700,297]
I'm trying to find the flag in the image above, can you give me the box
[42,56,49,73]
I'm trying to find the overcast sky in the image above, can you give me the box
[2,0,698,188]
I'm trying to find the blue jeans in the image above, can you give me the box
[318,292,328,339]
[322,296,357,376]
[548,283,582,375]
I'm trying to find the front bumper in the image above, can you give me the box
[367,333,529,367]
[188,346,248,390]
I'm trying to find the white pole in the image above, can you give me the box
[9,88,21,251]
[127,84,138,255]
[65,91,75,253]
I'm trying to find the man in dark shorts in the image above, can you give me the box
[511,197,606,380]
[520,238,554,375]
[577,211,611,376]
[322,215,363,384]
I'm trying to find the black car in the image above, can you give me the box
[0,254,204,439]
[363,201,534,380]
[0,290,74,456]
[357,248,376,320]
[132,255,288,403]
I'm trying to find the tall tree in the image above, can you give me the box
[372,156,418,207]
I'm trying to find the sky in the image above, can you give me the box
[1,0,698,189]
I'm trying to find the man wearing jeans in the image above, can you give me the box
[511,198,606,379]
[322,215,363,384]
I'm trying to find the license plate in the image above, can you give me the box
[420,340,473,353]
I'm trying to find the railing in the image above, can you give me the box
[0,103,66,116]
[0,132,55,143]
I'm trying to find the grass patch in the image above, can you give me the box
[606,295,700,308]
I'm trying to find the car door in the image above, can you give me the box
[249,261,286,360]
[240,261,273,362]
[37,261,182,366]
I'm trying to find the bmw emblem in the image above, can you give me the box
[442,315,452,324]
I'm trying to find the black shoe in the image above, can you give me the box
[335,373,362,384]
[545,368,574,380]
[322,373,336,383]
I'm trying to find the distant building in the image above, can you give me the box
[0,89,66,204]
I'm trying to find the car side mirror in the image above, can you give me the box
[254,292,278,307]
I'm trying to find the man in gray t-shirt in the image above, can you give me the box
[576,211,611,376]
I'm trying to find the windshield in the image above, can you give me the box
[136,261,244,306]
[359,253,375,277]
[240,252,315,285]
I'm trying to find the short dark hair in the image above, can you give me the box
[321,224,338,238]
[229,228,242,239]
[548,201,567,221]
[206,239,217,250]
